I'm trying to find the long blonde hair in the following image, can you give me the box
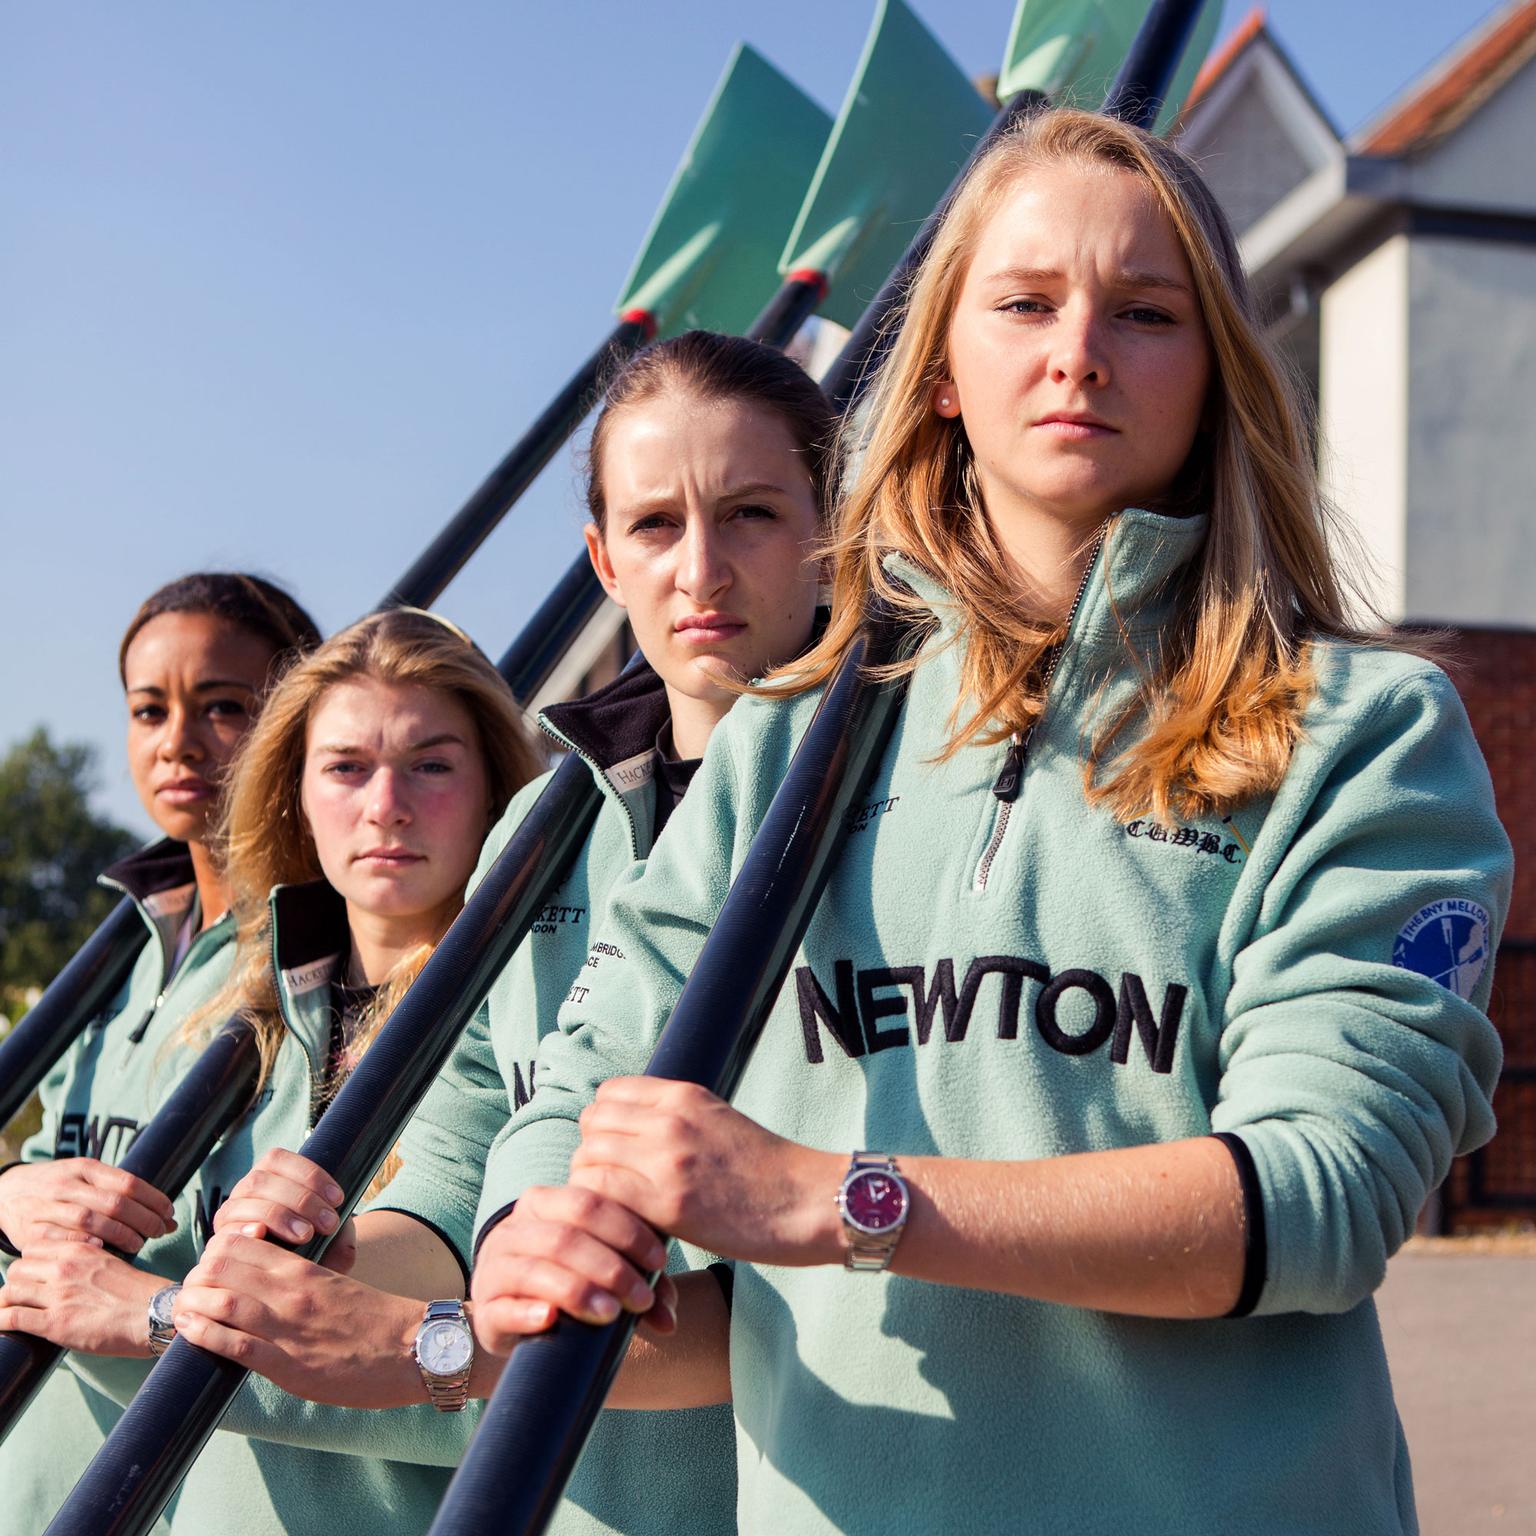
[780,108,1377,825]
[185,609,540,1189]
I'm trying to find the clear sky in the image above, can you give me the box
[2,0,1503,835]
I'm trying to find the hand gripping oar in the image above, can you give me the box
[425,5,1213,1533]
[0,1022,262,1438]
[0,44,825,1159]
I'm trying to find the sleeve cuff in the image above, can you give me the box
[1211,1132,1267,1318]
[471,1201,516,1268]
[707,1260,734,1314]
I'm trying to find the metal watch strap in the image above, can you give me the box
[417,1299,472,1412]
[843,1152,905,1272]
[147,1284,181,1357]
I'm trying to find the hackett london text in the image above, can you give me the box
[795,955,1186,1072]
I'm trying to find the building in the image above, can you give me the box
[1177,1,1536,1227]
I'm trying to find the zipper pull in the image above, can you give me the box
[991,733,1027,802]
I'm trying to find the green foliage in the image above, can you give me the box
[0,728,138,1001]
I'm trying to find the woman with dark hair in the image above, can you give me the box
[0,571,320,1532]
[168,332,835,1535]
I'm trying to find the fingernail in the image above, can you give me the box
[592,1293,620,1322]
[628,1280,653,1309]
[316,1208,337,1233]
[645,1245,666,1271]
[291,1219,312,1240]
[86,1236,103,1248]
[323,1183,343,1204]
[242,1223,263,1238]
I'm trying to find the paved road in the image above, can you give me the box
[1377,1247,1536,1533]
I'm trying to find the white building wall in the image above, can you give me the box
[1403,235,1536,625]
[1395,54,1536,216]
[1319,235,1410,620]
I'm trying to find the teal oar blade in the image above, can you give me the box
[615,43,831,339]
[999,0,1222,131]
[779,0,993,330]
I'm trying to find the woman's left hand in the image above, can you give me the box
[174,1231,425,1409]
[569,1078,841,1267]
[0,1244,166,1356]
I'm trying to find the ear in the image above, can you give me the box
[931,379,962,420]
[583,522,628,609]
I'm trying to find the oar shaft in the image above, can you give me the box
[44,746,607,1536]
[427,617,911,1536]
[0,1023,262,1446]
[379,313,653,611]
[0,898,145,1133]
[1102,0,1209,128]
[745,269,828,349]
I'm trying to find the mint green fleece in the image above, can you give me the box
[63,880,466,1536]
[488,507,1510,1536]
[380,691,738,1536]
[1,842,234,1536]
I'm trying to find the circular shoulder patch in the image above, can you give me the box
[1392,899,1492,1000]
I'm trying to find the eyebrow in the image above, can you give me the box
[983,265,1192,295]
[312,733,467,755]
[126,679,260,696]
[617,480,795,517]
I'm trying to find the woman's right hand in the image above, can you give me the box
[469,1184,675,1356]
[211,1148,356,1273]
[0,1158,177,1254]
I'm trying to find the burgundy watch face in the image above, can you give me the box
[843,1168,908,1234]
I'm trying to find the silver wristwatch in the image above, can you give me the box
[147,1283,181,1357]
[835,1152,911,1272]
[411,1300,474,1412]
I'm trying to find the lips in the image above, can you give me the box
[355,848,425,867]
[675,612,747,644]
[155,778,214,803]
[1034,411,1117,438]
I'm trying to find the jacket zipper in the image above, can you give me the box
[540,717,646,860]
[972,527,1106,894]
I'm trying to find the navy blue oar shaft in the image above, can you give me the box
[379,314,653,611]
[0,897,143,1132]
[430,5,1209,1531]
[0,1022,262,1442]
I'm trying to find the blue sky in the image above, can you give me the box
[2,0,1502,834]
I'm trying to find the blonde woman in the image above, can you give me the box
[467,110,1511,1534]
[54,607,539,1536]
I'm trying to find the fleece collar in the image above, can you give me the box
[882,506,1208,666]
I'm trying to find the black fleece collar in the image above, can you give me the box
[101,837,196,902]
[540,657,672,773]
[269,879,350,973]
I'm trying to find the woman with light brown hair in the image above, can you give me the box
[43,604,540,1536]
[463,108,1512,1534]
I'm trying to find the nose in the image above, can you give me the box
[365,767,410,827]
[1048,303,1109,390]
[676,517,731,604]
[156,703,204,765]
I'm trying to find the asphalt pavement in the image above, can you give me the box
[1377,1241,1536,1534]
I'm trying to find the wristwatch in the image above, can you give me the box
[411,1300,474,1412]
[835,1152,910,1271]
[147,1284,181,1357]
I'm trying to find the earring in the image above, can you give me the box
[940,395,951,408]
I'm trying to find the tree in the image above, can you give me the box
[0,729,139,1001]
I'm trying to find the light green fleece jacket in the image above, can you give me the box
[379,659,738,1536]
[485,507,1511,1536]
[0,840,235,1536]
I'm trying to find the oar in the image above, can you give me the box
[0,44,828,1152]
[505,0,1003,713]
[425,5,1216,1533]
